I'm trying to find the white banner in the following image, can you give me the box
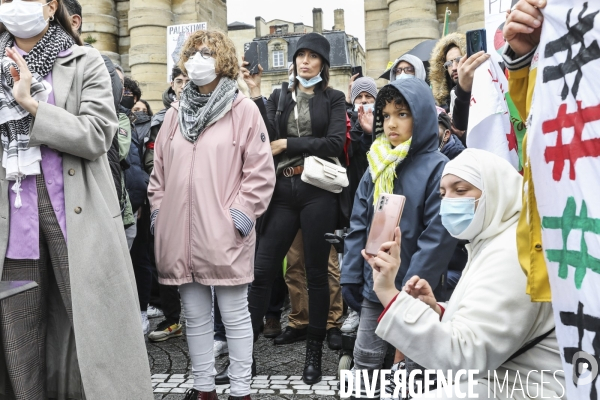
[484,0,518,55]
[166,22,207,82]
[529,1,600,399]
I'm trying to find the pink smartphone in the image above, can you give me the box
[365,194,405,257]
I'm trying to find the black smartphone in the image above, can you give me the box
[243,42,260,75]
[351,66,363,79]
[466,29,487,58]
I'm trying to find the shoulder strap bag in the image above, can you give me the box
[291,90,348,193]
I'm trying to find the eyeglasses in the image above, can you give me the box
[184,47,213,60]
[394,66,415,75]
[443,57,462,69]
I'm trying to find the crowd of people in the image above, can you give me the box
[0,0,570,399]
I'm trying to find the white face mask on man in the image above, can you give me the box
[354,103,375,113]
[0,0,52,39]
[184,52,218,87]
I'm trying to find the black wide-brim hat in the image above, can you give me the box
[293,32,331,66]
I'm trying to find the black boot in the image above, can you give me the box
[274,326,307,345]
[302,339,323,384]
[327,327,342,350]
[215,359,230,385]
[215,356,256,385]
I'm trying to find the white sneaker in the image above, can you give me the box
[141,311,150,335]
[147,305,164,319]
[341,309,360,333]
[213,340,229,357]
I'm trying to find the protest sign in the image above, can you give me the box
[484,0,518,55]
[529,2,600,398]
[166,22,207,82]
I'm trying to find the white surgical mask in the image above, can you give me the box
[354,103,375,113]
[397,73,414,80]
[296,73,322,88]
[0,0,51,39]
[184,53,217,87]
[440,195,486,240]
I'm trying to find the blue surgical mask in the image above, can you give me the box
[296,73,323,88]
[288,74,295,86]
[397,73,414,80]
[354,103,375,113]
[440,197,479,237]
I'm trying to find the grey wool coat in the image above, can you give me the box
[0,45,153,399]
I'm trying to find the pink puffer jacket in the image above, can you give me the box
[148,94,275,286]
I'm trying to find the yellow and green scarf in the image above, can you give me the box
[367,135,412,205]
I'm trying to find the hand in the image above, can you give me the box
[346,73,360,103]
[357,105,374,134]
[5,47,38,115]
[241,57,263,98]
[362,227,401,307]
[403,276,441,315]
[270,139,287,156]
[342,284,364,312]
[457,51,490,93]
[451,124,465,137]
[503,0,546,58]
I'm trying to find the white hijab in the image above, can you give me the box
[390,54,427,81]
[442,149,522,253]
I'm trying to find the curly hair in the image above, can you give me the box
[178,30,239,81]
[375,85,409,114]
[124,77,142,101]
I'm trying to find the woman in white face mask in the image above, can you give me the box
[364,149,564,399]
[238,32,348,385]
[147,29,275,400]
[0,0,153,399]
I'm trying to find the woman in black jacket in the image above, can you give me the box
[242,33,346,384]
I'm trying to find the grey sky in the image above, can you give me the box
[226,0,366,47]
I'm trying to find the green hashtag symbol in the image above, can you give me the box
[541,197,600,289]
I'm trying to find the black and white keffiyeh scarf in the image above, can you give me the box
[178,77,238,143]
[0,25,75,207]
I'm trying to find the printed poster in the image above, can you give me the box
[166,22,207,82]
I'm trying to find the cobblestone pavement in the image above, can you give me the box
[148,308,343,399]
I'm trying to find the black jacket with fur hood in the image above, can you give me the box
[429,33,466,110]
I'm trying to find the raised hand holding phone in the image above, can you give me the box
[363,226,402,307]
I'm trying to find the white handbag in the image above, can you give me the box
[291,90,349,193]
[301,156,349,193]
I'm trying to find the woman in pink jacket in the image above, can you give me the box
[147,30,275,400]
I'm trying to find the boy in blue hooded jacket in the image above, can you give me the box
[341,78,457,398]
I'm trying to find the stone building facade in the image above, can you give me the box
[80,0,227,110]
[228,9,366,97]
[364,0,484,85]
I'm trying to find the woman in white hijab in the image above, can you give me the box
[364,149,564,399]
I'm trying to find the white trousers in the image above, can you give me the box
[179,283,252,396]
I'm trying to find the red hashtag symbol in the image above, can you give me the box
[542,101,600,181]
